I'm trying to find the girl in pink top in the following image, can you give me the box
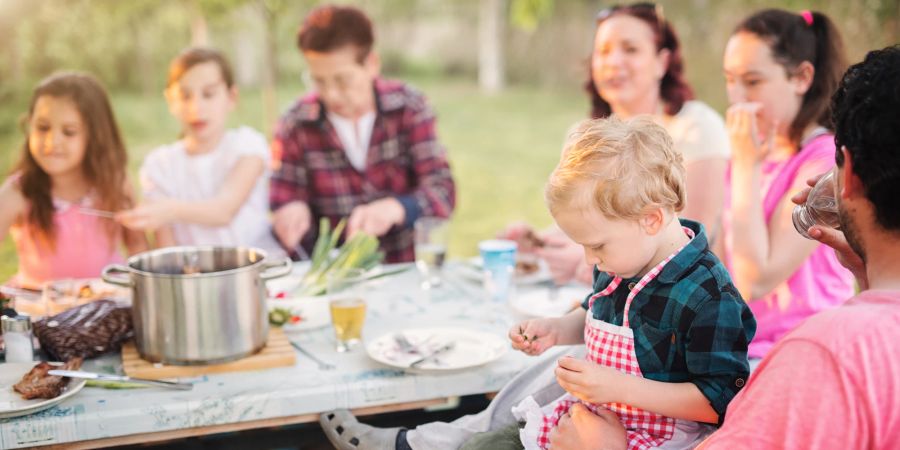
[721,9,854,359]
[0,72,148,289]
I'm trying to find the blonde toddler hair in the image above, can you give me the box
[546,116,686,219]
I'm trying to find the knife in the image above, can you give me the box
[409,342,456,368]
[77,207,117,219]
[48,370,193,391]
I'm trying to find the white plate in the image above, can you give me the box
[367,327,508,373]
[0,362,87,419]
[265,261,327,331]
[267,296,331,331]
[510,286,588,318]
[457,257,552,285]
[265,262,409,332]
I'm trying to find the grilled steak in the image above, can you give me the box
[13,357,83,400]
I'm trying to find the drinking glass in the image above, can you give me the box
[792,170,841,239]
[327,268,368,352]
[414,217,449,289]
[478,239,517,303]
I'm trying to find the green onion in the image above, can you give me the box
[293,218,385,296]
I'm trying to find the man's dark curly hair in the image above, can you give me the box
[833,45,900,231]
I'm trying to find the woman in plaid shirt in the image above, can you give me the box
[270,5,455,263]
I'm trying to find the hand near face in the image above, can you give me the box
[116,199,176,231]
[791,173,866,285]
[555,356,625,405]
[346,197,405,237]
[536,233,585,285]
[509,318,559,356]
[726,102,776,165]
[549,403,627,450]
[498,221,539,252]
[273,201,312,250]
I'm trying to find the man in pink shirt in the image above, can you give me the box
[547,46,900,450]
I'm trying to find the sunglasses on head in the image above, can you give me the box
[596,2,665,25]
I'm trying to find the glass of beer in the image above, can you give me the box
[414,217,449,289]
[327,268,368,352]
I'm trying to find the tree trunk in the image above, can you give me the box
[257,0,279,136]
[191,0,209,47]
[478,0,506,93]
[133,21,155,97]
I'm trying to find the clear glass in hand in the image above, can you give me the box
[792,170,841,239]
[327,268,368,352]
[414,217,449,289]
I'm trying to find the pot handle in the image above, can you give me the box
[101,264,134,288]
[260,258,293,281]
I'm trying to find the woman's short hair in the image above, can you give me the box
[297,4,375,63]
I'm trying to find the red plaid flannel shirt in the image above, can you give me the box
[270,78,455,263]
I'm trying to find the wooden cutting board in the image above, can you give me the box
[121,328,297,378]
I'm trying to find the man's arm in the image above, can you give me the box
[270,122,315,249]
[699,339,862,449]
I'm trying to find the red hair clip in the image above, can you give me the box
[800,10,813,26]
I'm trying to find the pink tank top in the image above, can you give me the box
[10,196,124,289]
[723,133,855,358]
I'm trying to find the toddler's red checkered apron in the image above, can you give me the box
[531,229,695,450]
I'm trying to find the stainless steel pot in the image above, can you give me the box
[102,246,292,365]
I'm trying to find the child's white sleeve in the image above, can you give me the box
[139,150,172,200]
[231,127,270,166]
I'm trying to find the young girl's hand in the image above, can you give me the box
[508,318,558,355]
[116,199,176,231]
[555,356,625,405]
[726,102,775,165]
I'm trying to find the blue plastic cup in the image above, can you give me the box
[478,240,517,302]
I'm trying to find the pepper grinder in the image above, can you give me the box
[1,314,35,363]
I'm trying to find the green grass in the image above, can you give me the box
[0,76,584,280]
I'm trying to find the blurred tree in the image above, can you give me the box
[255,0,285,135]
[509,0,554,32]
[479,0,506,93]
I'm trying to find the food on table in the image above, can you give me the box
[45,279,128,315]
[516,229,546,251]
[77,284,95,298]
[294,218,384,296]
[34,300,133,361]
[268,307,305,326]
[13,357,84,400]
[515,257,540,276]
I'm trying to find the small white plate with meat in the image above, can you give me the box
[0,360,86,419]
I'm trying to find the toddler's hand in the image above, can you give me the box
[509,318,558,356]
[555,356,624,405]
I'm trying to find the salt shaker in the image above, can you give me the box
[2,314,35,363]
